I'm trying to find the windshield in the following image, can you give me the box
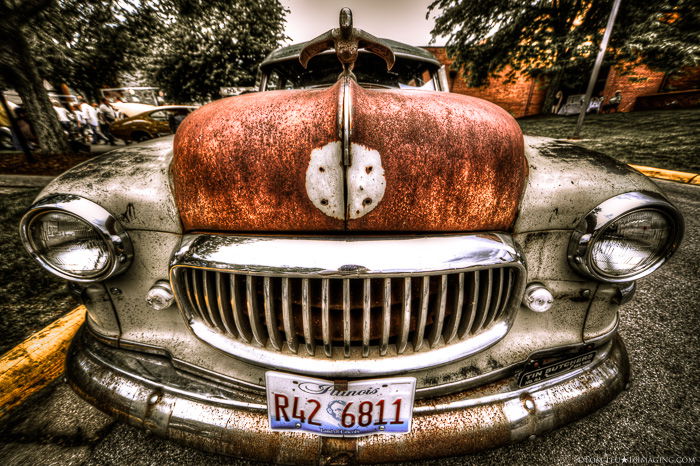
[262,52,440,91]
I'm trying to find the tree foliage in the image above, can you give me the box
[30,0,159,101]
[147,0,287,103]
[0,0,70,155]
[428,0,700,89]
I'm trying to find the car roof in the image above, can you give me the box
[261,38,441,68]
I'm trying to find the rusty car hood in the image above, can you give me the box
[171,80,527,232]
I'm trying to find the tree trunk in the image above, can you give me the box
[542,68,565,114]
[0,23,70,155]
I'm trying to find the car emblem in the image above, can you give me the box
[299,7,395,79]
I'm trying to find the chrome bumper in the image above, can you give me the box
[66,327,629,464]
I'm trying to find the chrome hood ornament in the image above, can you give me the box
[299,7,395,78]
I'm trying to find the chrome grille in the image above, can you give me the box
[175,266,519,358]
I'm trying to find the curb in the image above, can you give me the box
[0,174,55,188]
[628,164,700,185]
[0,306,85,417]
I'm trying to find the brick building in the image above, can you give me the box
[423,46,700,117]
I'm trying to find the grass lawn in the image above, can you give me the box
[518,108,700,174]
[0,187,78,355]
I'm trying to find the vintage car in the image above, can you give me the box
[20,9,684,464]
[109,105,198,142]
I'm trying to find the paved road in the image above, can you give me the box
[0,180,698,465]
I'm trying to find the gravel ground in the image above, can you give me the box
[0,186,78,355]
[518,109,700,174]
[0,180,697,465]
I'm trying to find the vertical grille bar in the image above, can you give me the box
[281,278,298,353]
[192,270,214,327]
[215,273,237,336]
[264,277,282,350]
[413,276,430,351]
[428,274,448,348]
[496,268,514,320]
[203,271,224,328]
[362,278,371,357]
[301,278,315,355]
[246,276,266,346]
[471,269,493,333]
[397,277,411,354]
[230,275,251,342]
[459,271,479,338]
[444,272,465,344]
[343,279,351,357]
[380,278,391,356]
[321,278,332,357]
[483,268,504,329]
[182,269,202,322]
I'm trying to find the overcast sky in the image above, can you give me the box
[279,0,448,46]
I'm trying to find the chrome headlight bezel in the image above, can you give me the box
[19,194,133,282]
[568,191,684,283]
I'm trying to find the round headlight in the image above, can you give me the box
[20,195,132,282]
[569,192,683,283]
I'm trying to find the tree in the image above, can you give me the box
[428,0,700,111]
[30,0,160,102]
[147,0,287,103]
[0,0,69,154]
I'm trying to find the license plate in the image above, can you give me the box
[265,371,416,437]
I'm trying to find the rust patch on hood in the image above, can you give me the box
[172,83,344,232]
[172,79,526,233]
[347,81,526,231]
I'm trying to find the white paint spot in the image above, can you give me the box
[305,141,344,220]
[347,144,385,219]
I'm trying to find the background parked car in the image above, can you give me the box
[109,105,197,142]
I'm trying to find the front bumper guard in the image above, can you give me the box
[66,327,629,464]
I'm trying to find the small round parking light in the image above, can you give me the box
[146,280,175,310]
[523,283,554,313]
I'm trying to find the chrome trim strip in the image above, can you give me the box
[186,319,513,378]
[568,191,684,283]
[20,194,133,283]
[172,233,524,278]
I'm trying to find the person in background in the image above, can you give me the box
[96,100,117,145]
[603,90,622,113]
[52,101,71,131]
[14,107,37,148]
[79,98,108,144]
[168,108,190,134]
[72,103,89,142]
